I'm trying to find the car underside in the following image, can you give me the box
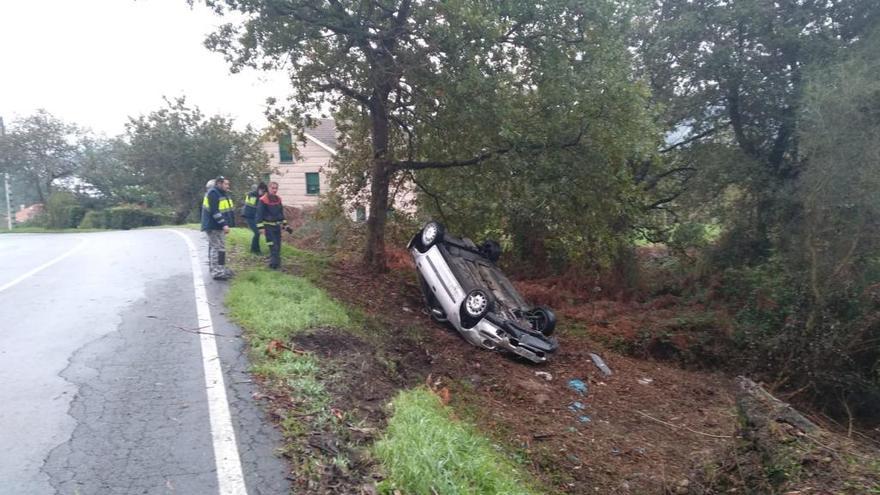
[409,221,559,363]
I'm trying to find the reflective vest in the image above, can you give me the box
[203,194,235,213]
[200,187,236,231]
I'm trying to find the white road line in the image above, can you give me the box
[0,238,88,294]
[170,229,248,495]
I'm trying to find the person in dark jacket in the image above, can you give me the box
[255,181,291,270]
[242,182,267,254]
[201,176,236,279]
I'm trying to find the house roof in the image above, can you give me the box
[304,118,337,151]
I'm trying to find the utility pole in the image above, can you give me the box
[3,175,10,231]
[1,116,10,230]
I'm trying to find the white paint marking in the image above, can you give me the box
[0,238,88,294]
[170,229,248,495]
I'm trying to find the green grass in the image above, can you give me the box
[226,226,329,280]
[375,387,540,495]
[226,268,352,350]
[225,251,350,435]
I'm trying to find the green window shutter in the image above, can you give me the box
[305,173,320,195]
[278,133,293,162]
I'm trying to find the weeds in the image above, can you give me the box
[374,387,541,495]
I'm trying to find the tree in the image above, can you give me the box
[124,97,268,223]
[779,29,880,414]
[637,0,880,256]
[201,0,658,271]
[0,110,83,204]
[77,137,155,206]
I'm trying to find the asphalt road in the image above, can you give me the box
[0,229,289,495]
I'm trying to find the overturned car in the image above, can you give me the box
[408,221,559,363]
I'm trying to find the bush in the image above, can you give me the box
[106,207,163,230]
[45,192,86,229]
[720,257,880,422]
[79,210,110,229]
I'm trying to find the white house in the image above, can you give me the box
[263,118,416,220]
[263,119,337,209]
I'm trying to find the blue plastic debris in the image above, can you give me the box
[578,415,592,423]
[567,379,588,396]
[568,401,586,412]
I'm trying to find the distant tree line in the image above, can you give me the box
[0,97,268,227]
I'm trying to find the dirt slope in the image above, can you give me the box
[298,256,739,494]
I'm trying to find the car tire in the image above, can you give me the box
[480,240,502,263]
[529,306,557,336]
[460,289,493,328]
[417,221,445,252]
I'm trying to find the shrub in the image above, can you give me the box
[106,207,163,230]
[79,210,110,229]
[45,192,86,229]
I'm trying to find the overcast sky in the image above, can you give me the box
[0,0,291,136]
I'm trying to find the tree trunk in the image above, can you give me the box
[364,160,391,272]
[363,97,392,272]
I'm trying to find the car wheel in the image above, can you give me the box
[529,306,557,336]
[480,240,501,263]
[418,221,444,252]
[463,289,490,318]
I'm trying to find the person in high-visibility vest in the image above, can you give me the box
[201,176,236,280]
[256,181,292,270]
[242,182,267,255]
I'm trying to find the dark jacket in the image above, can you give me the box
[255,194,286,228]
[242,190,260,219]
[201,187,235,231]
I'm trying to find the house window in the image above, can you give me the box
[278,133,293,163]
[355,206,366,222]
[306,173,320,195]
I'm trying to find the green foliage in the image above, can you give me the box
[374,387,540,495]
[633,0,880,422]
[638,0,879,257]
[78,210,110,229]
[124,97,269,223]
[0,110,83,205]
[104,207,165,230]
[45,192,86,229]
[78,137,159,206]
[203,0,660,269]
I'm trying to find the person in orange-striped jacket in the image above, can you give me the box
[255,181,292,270]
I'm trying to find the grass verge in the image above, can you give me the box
[375,387,540,495]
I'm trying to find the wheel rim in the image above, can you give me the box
[422,223,438,245]
[465,292,488,317]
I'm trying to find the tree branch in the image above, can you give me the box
[392,125,587,172]
[316,80,371,106]
[407,171,448,224]
[660,123,728,153]
[644,166,697,190]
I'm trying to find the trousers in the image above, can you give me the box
[246,217,261,253]
[205,230,229,278]
[264,225,282,269]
